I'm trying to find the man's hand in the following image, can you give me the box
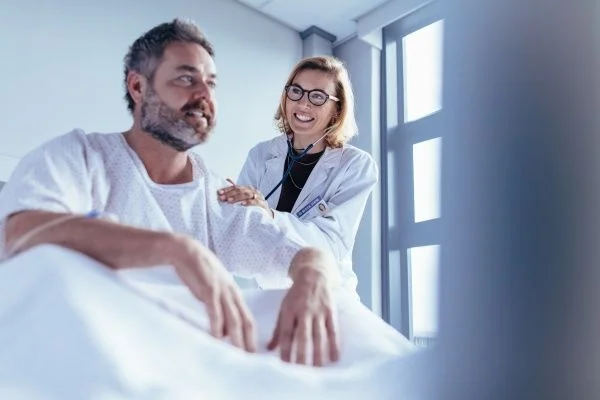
[171,234,257,353]
[217,179,272,216]
[267,248,340,366]
[6,211,258,353]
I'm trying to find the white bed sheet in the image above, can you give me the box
[0,245,425,400]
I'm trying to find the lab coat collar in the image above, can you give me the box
[263,136,288,208]
[267,135,341,167]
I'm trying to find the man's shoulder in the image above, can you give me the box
[188,152,228,186]
[19,130,126,172]
[67,130,124,147]
[35,129,122,152]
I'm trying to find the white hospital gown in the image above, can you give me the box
[0,129,309,287]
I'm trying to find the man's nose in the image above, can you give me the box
[192,80,212,101]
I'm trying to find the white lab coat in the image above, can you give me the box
[237,135,379,293]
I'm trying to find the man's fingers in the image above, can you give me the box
[233,293,257,353]
[294,317,310,365]
[267,313,282,350]
[278,313,297,363]
[325,310,340,362]
[312,317,326,367]
[206,294,224,339]
[221,294,243,349]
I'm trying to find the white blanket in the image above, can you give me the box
[0,245,423,399]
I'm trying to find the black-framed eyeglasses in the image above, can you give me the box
[285,84,340,106]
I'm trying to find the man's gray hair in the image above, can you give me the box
[123,18,215,114]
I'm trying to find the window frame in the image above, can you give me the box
[380,1,444,342]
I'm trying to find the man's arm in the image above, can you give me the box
[5,210,258,352]
[5,210,180,269]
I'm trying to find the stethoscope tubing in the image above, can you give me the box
[264,133,328,201]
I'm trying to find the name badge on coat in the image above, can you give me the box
[296,195,322,218]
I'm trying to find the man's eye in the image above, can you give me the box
[208,81,217,89]
[178,75,193,84]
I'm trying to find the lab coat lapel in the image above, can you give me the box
[292,147,340,214]
[262,137,287,208]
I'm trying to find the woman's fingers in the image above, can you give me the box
[218,186,259,204]
[240,192,257,204]
[217,186,269,211]
[217,178,237,196]
[219,188,246,202]
[241,197,266,208]
[225,178,236,186]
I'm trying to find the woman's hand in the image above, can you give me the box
[267,249,340,366]
[217,179,272,216]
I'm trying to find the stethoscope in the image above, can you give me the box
[264,133,328,200]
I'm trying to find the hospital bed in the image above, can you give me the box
[0,245,421,399]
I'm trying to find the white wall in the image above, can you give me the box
[0,0,301,181]
[334,38,382,314]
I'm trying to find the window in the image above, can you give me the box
[408,245,440,342]
[413,137,442,223]
[402,20,444,123]
[381,2,444,347]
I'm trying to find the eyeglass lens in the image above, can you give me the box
[286,85,328,106]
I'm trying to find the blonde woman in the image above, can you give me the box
[218,56,378,294]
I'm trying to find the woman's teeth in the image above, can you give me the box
[294,113,313,122]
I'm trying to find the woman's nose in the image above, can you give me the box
[298,93,311,106]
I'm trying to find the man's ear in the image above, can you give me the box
[126,71,147,109]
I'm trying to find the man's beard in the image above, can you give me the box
[140,87,215,152]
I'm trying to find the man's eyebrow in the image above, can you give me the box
[176,65,198,73]
[175,65,217,79]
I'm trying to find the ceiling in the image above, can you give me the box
[234,0,390,44]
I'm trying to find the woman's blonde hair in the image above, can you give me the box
[275,56,358,148]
